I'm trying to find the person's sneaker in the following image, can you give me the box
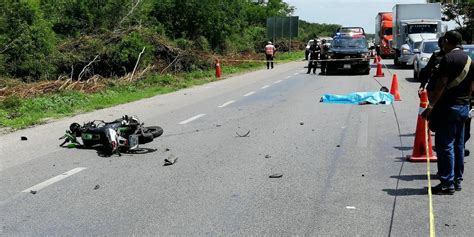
[454,181,462,191]
[431,183,455,195]
[465,149,470,157]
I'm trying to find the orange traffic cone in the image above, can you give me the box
[407,90,437,162]
[378,55,382,63]
[390,74,401,101]
[373,55,379,64]
[215,59,222,79]
[374,62,384,77]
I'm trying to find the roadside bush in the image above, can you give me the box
[175,38,193,51]
[1,1,58,81]
[193,36,210,52]
[108,31,154,75]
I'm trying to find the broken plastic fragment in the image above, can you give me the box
[269,174,283,178]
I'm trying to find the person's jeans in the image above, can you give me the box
[435,104,469,187]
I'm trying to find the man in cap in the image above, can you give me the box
[265,41,276,69]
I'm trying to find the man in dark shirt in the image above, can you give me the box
[422,30,473,194]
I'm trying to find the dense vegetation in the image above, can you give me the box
[0,0,340,82]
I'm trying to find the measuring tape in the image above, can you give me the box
[217,57,375,63]
[425,120,436,237]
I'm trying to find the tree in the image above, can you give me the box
[442,3,474,43]
[0,1,57,80]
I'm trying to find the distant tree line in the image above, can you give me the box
[0,0,339,81]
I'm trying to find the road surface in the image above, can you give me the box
[1,60,473,236]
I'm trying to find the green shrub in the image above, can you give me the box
[175,38,193,51]
[108,31,153,74]
[193,36,210,52]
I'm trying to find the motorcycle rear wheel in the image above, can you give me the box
[142,126,163,138]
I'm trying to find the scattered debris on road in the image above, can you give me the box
[165,148,170,152]
[300,122,304,125]
[269,173,283,178]
[362,174,365,177]
[30,190,37,195]
[216,124,222,127]
[21,136,28,141]
[337,145,341,147]
[236,130,250,137]
[265,154,271,159]
[164,155,178,166]
[94,185,100,190]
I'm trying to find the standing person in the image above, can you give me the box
[265,41,276,69]
[419,36,445,95]
[307,39,320,74]
[319,39,329,75]
[422,30,474,194]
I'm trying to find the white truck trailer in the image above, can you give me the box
[392,3,446,67]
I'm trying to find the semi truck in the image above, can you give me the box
[374,12,394,58]
[392,3,446,67]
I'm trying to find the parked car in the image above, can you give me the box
[462,44,474,59]
[413,38,439,80]
[326,35,371,75]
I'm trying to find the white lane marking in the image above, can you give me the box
[244,91,256,97]
[294,73,299,75]
[179,114,206,125]
[274,80,283,84]
[357,113,369,148]
[261,85,270,89]
[285,76,291,79]
[22,167,87,193]
[346,206,356,210]
[218,100,235,108]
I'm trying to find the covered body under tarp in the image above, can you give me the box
[320,91,395,105]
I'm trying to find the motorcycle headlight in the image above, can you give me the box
[421,57,430,62]
[402,49,410,54]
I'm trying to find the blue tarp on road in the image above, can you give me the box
[321,91,394,105]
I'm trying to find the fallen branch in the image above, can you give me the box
[129,47,146,82]
[118,0,142,27]
[78,55,100,81]
[160,53,180,74]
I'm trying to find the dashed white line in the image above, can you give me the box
[285,76,291,79]
[261,85,270,89]
[22,167,87,193]
[274,80,283,84]
[179,114,206,124]
[294,73,299,75]
[218,100,235,108]
[346,206,357,210]
[244,91,256,97]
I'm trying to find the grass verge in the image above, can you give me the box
[0,51,304,129]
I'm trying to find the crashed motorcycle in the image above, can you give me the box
[60,115,163,156]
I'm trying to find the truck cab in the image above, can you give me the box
[375,12,394,58]
[396,21,440,66]
[392,3,446,67]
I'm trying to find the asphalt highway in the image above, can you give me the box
[1,60,473,236]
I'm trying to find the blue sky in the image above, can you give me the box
[283,0,458,34]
